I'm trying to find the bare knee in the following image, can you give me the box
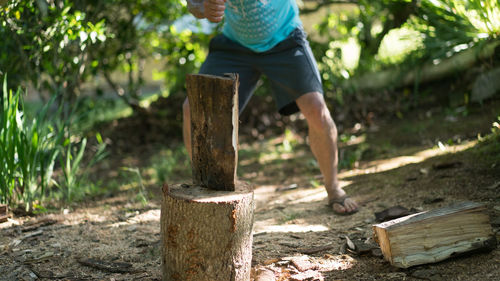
[297,92,335,133]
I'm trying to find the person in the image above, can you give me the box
[184,0,359,215]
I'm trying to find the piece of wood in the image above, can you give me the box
[0,204,8,223]
[373,201,496,268]
[186,73,239,191]
[161,183,254,281]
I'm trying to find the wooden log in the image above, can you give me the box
[162,73,253,280]
[186,73,239,191]
[373,201,497,268]
[0,204,8,223]
[342,40,500,91]
[161,183,254,281]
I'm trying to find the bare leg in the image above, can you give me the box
[296,92,358,214]
[183,98,192,160]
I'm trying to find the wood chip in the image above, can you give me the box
[10,230,43,247]
[291,256,316,272]
[290,270,324,281]
[255,267,276,281]
[25,251,54,263]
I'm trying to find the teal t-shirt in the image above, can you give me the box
[223,0,302,52]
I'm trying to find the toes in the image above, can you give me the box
[332,203,346,213]
[345,199,357,212]
[342,198,358,213]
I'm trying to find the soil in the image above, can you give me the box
[1,95,500,281]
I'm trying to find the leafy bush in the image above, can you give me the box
[411,0,500,61]
[0,0,109,101]
[0,0,206,110]
[311,0,499,96]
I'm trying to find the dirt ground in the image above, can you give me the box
[1,97,500,281]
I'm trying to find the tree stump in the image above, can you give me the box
[161,183,254,281]
[161,73,254,281]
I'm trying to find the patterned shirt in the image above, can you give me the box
[187,0,302,52]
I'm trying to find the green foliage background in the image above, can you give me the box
[0,0,499,209]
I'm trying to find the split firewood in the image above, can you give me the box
[373,201,496,268]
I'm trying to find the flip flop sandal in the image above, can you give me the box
[328,195,359,216]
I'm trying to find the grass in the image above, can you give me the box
[0,77,109,211]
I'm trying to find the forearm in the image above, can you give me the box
[187,0,205,19]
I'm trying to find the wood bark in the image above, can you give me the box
[161,183,254,281]
[0,204,8,223]
[373,201,496,268]
[186,73,239,191]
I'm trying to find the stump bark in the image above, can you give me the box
[161,183,254,281]
[161,73,254,281]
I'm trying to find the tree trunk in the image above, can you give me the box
[343,40,500,91]
[161,183,254,281]
[186,73,239,191]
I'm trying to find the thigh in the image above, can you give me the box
[257,28,323,116]
[199,35,261,113]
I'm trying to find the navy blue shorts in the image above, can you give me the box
[199,27,323,116]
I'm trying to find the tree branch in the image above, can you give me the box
[103,71,141,111]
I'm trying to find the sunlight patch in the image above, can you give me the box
[340,141,476,178]
[128,209,160,223]
[254,224,329,235]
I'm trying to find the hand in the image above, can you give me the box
[204,0,226,23]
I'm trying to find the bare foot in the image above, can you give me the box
[327,187,359,215]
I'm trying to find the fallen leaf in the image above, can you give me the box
[345,236,356,251]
